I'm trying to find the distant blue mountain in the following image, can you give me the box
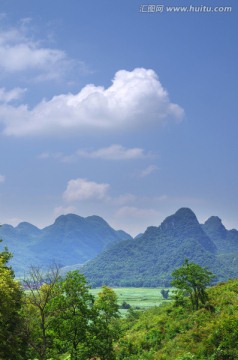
[0,214,132,275]
[1,209,238,284]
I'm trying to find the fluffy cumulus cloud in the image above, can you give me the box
[0,68,184,136]
[63,178,110,202]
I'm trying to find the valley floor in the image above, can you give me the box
[90,287,171,311]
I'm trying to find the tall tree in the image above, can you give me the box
[48,270,95,360]
[22,264,61,360]
[0,240,26,359]
[92,286,120,360]
[171,259,215,310]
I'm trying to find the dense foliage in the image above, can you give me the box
[0,241,26,359]
[0,241,121,359]
[171,259,215,310]
[1,238,238,359]
[23,270,120,360]
[116,278,238,359]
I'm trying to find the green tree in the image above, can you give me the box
[0,240,26,359]
[171,259,215,310]
[161,289,170,300]
[95,286,119,324]
[48,270,95,360]
[22,265,61,360]
[91,285,120,360]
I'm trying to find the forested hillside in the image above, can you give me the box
[1,207,238,285]
[116,278,238,359]
[82,208,238,286]
[1,240,238,360]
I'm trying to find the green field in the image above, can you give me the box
[90,287,172,310]
[25,287,172,310]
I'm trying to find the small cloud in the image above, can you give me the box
[0,20,86,84]
[112,193,137,206]
[116,206,160,219]
[77,144,151,160]
[0,87,26,103]
[156,194,168,201]
[0,67,184,137]
[38,151,64,160]
[0,174,5,183]
[38,152,50,159]
[0,26,67,76]
[63,178,110,202]
[53,205,77,218]
[38,145,152,163]
[140,165,158,177]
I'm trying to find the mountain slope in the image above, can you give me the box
[1,208,237,283]
[115,278,238,359]
[82,208,236,287]
[202,216,238,253]
[0,214,132,275]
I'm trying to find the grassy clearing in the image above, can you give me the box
[25,287,172,310]
[90,287,172,310]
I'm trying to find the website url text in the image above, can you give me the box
[139,5,232,13]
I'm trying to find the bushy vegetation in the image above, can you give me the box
[0,241,120,360]
[1,239,238,359]
[116,278,238,359]
[0,241,26,359]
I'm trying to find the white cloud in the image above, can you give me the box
[38,151,64,160]
[0,174,5,183]
[38,152,50,159]
[112,194,137,206]
[140,165,158,177]
[0,21,86,84]
[116,206,160,219]
[0,87,26,103]
[77,144,150,160]
[63,178,110,202]
[39,145,151,162]
[0,27,67,75]
[53,205,77,218]
[0,68,184,136]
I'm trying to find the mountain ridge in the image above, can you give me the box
[0,213,132,275]
[81,208,238,286]
[1,208,238,284]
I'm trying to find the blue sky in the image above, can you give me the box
[0,0,237,235]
